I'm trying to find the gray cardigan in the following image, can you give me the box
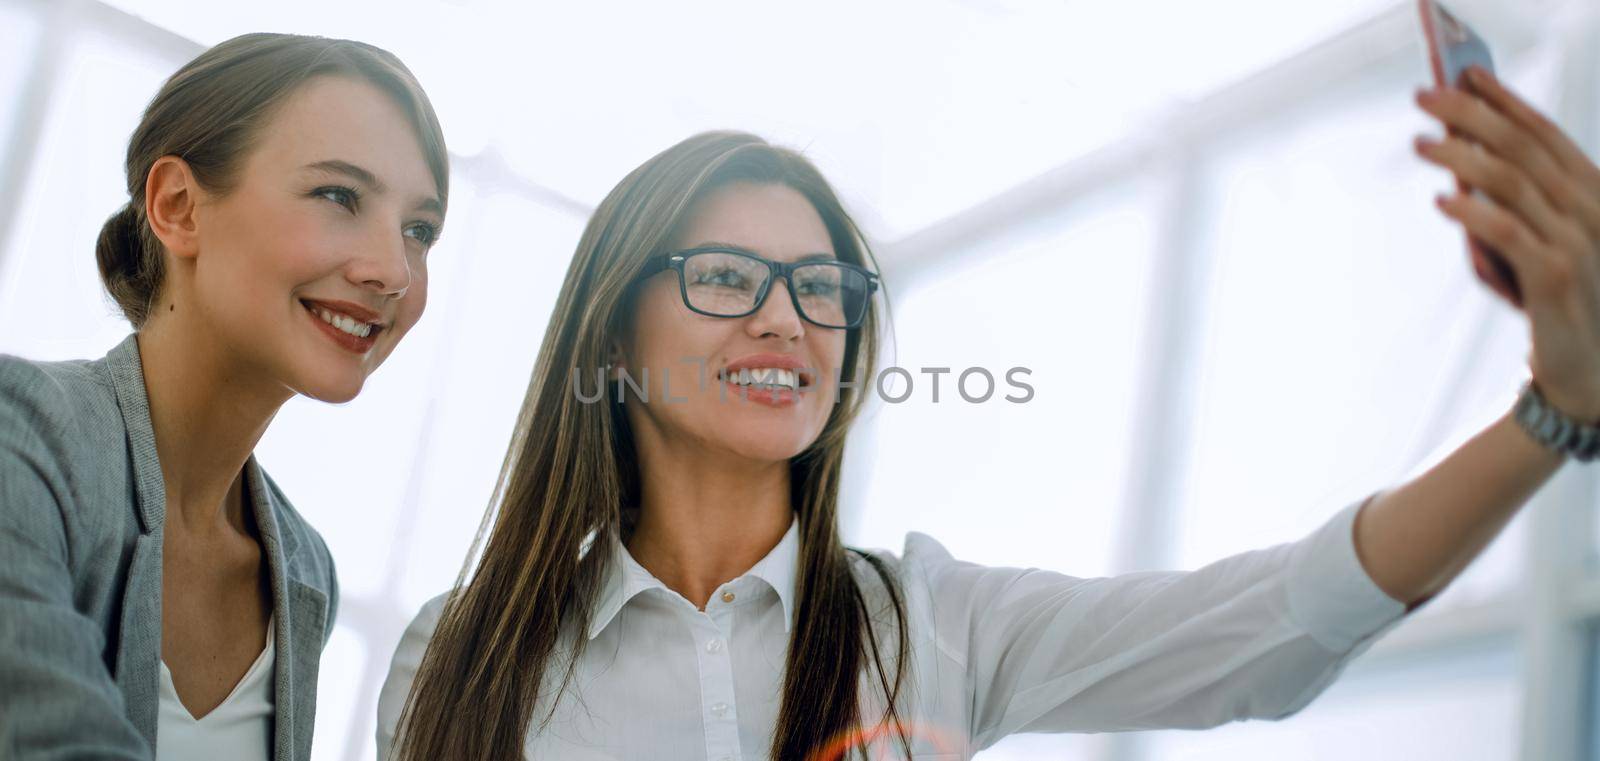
[0,333,338,761]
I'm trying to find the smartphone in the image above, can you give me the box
[1418,0,1523,308]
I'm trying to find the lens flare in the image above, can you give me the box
[806,719,964,761]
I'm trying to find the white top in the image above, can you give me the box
[377,495,1411,760]
[157,616,276,761]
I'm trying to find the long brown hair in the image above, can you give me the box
[97,32,449,327]
[394,131,913,761]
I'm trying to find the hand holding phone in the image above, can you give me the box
[1418,0,1524,308]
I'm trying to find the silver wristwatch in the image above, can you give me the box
[1513,378,1600,462]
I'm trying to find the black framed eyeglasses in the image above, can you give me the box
[633,246,879,330]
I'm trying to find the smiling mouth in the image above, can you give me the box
[716,366,816,391]
[300,300,384,340]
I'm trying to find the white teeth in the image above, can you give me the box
[724,367,800,390]
[312,305,374,338]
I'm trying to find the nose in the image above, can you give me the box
[746,276,805,340]
[346,221,412,298]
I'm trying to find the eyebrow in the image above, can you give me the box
[304,159,443,217]
[691,241,837,262]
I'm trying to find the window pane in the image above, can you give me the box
[0,0,44,153]
[0,26,188,357]
[1142,637,1520,760]
[390,192,585,617]
[1169,48,1565,610]
[975,732,1109,761]
[849,178,1157,578]
[311,624,372,761]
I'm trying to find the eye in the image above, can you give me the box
[796,281,839,297]
[404,221,440,248]
[313,185,360,211]
[693,267,750,289]
[795,269,842,297]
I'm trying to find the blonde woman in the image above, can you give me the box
[0,33,448,761]
[380,68,1600,760]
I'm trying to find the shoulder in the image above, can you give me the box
[847,530,963,588]
[399,593,449,648]
[0,350,112,399]
[0,351,130,539]
[376,592,451,759]
[846,529,1042,628]
[386,593,450,680]
[845,530,969,628]
[0,351,119,451]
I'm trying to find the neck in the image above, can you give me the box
[626,434,794,611]
[136,312,290,537]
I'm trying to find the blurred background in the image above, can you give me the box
[2,0,1599,758]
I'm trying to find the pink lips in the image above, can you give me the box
[301,299,383,355]
[720,353,816,387]
[721,378,802,408]
[719,353,815,409]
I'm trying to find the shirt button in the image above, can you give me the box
[710,701,729,717]
[705,638,724,653]
[721,590,736,603]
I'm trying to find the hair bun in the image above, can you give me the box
[95,202,152,324]
[95,204,140,275]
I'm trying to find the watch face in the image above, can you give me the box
[1543,383,1600,458]
[1514,381,1564,453]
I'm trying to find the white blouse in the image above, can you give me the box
[377,495,1412,760]
[157,616,275,761]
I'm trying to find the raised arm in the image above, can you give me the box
[940,65,1600,752]
[1377,65,1600,607]
[1355,407,1564,611]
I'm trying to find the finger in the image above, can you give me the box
[1415,134,1590,253]
[1464,67,1600,196]
[1415,85,1600,227]
[1435,190,1567,302]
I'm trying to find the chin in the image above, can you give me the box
[294,374,367,405]
[722,430,816,464]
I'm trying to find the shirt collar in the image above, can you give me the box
[587,514,800,640]
[104,333,163,535]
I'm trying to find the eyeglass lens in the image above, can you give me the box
[680,251,869,328]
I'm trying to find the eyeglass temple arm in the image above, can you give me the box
[633,254,679,282]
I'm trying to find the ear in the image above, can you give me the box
[144,156,203,262]
[608,340,627,380]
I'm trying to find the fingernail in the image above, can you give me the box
[1415,88,1439,105]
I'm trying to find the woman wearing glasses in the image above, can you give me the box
[379,64,1600,760]
[0,34,447,761]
